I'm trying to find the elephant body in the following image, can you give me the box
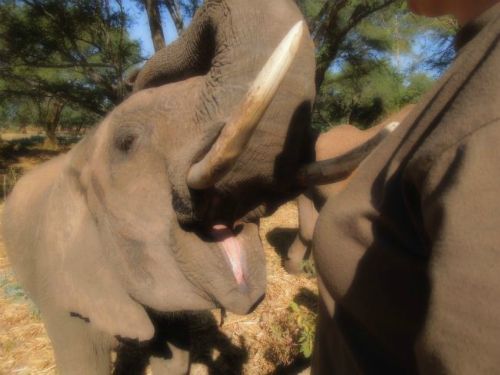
[285,105,414,274]
[2,1,315,373]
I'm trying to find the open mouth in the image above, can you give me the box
[209,224,248,290]
[175,218,266,315]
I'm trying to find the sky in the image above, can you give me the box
[123,0,180,59]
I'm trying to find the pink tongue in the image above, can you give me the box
[210,224,245,285]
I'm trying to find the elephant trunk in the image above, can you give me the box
[134,0,316,223]
[186,21,305,189]
[133,5,214,92]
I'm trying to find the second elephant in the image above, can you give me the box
[285,105,414,274]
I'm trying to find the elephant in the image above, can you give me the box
[2,1,318,373]
[284,105,415,274]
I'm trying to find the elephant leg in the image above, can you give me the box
[284,234,310,274]
[42,308,112,375]
[150,341,191,375]
[285,193,318,274]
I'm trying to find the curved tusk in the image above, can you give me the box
[187,21,306,190]
[296,121,400,186]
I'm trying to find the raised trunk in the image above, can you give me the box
[134,0,316,223]
[186,21,306,189]
[136,0,315,128]
[133,3,214,92]
[143,0,166,52]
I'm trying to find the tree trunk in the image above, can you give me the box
[315,42,341,90]
[143,0,166,51]
[312,0,398,91]
[42,100,65,150]
[163,0,184,34]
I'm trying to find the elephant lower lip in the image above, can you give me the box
[209,224,246,286]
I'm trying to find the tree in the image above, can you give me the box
[297,0,400,89]
[139,0,202,47]
[142,0,166,51]
[295,0,457,130]
[162,0,184,33]
[0,0,142,147]
[135,0,458,132]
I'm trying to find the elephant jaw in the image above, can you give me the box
[210,224,247,288]
[199,220,266,315]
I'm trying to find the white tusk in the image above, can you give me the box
[296,120,400,186]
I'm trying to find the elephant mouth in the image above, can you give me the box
[209,224,248,289]
[180,218,266,315]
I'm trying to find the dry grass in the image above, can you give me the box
[0,212,56,375]
[0,149,318,374]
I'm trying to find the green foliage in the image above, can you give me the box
[0,0,457,136]
[314,61,434,131]
[402,72,434,103]
[301,258,317,277]
[289,301,316,358]
[0,0,142,137]
[0,98,35,129]
[294,0,456,130]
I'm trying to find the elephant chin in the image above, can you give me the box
[191,221,267,315]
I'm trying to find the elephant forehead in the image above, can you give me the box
[114,77,204,125]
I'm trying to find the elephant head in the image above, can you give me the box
[22,0,316,341]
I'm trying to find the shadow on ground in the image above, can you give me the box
[293,287,318,313]
[1,136,56,168]
[113,311,248,375]
[266,228,297,259]
[0,135,80,199]
[190,312,248,374]
[270,357,310,375]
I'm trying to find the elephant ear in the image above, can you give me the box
[52,143,154,342]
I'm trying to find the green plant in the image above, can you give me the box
[302,258,317,278]
[289,301,316,358]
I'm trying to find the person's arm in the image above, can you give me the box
[414,120,500,373]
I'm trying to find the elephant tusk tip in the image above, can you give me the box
[385,121,400,133]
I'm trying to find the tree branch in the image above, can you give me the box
[163,0,184,34]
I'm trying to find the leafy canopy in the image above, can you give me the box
[0,0,141,134]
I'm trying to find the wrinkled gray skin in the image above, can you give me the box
[2,1,315,373]
[285,105,414,274]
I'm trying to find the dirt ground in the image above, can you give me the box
[0,137,318,375]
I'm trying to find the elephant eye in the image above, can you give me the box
[116,134,137,153]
